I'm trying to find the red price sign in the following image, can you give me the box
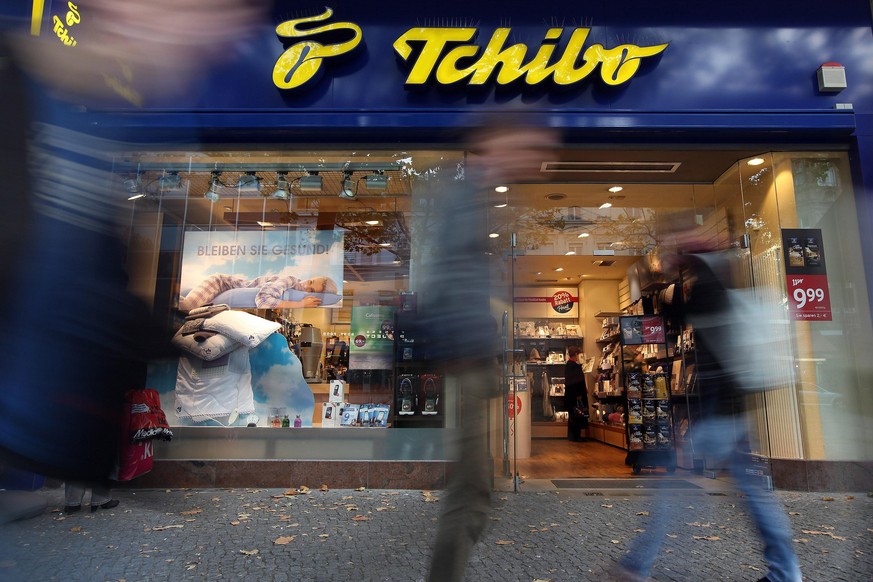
[786,274,832,321]
[641,316,666,343]
[507,394,522,419]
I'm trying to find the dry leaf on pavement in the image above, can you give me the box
[180,509,202,516]
[352,515,370,521]
[273,536,295,545]
[239,549,259,556]
[495,540,515,545]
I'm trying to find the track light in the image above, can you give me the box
[298,172,322,192]
[273,172,290,200]
[158,171,182,191]
[338,172,357,199]
[205,171,222,202]
[364,171,389,191]
[237,171,261,192]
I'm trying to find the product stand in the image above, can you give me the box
[619,314,677,475]
[672,325,704,472]
[393,311,444,428]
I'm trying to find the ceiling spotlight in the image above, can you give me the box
[237,171,261,192]
[124,174,144,200]
[608,186,623,193]
[272,172,290,200]
[338,172,357,199]
[204,171,222,202]
[554,267,564,272]
[577,232,590,238]
[493,202,508,208]
[494,185,509,193]
[364,172,389,191]
[599,202,613,209]
[365,219,381,226]
[747,157,765,166]
[565,251,576,255]
[298,172,323,192]
[158,171,182,191]
[489,233,500,238]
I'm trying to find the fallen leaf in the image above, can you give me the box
[375,507,390,512]
[789,511,801,515]
[846,496,854,500]
[687,522,712,528]
[70,526,82,533]
[495,540,515,545]
[610,540,621,544]
[352,515,370,521]
[693,535,721,541]
[239,549,259,556]
[318,534,330,538]
[636,511,649,516]
[355,487,366,491]
[273,536,295,545]
[150,525,184,531]
[800,530,847,540]
[601,504,613,508]
[320,485,329,492]
[180,509,202,516]
[567,512,578,516]
[821,497,835,501]
[230,521,240,526]
[298,486,311,493]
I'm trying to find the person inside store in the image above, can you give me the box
[564,345,589,442]
[179,272,339,311]
[614,212,802,582]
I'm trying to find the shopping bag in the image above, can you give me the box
[127,388,173,442]
[117,440,153,481]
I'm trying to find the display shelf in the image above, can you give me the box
[595,333,621,344]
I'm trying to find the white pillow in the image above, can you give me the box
[172,328,242,361]
[201,310,281,348]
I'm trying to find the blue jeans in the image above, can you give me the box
[619,414,802,582]
[64,482,112,507]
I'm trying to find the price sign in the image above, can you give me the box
[786,274,832,321]
[619,315,666,345]
[507,394,522,419]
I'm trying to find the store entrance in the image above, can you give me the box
[492,145,771,481]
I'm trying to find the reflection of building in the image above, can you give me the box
[50,0,872,491]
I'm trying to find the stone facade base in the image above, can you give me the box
[770,459,873,491]
[117,460,449,490]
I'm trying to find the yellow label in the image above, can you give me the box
[394,26,668,88]
[273,7,363,90]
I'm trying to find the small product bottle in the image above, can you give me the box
[293,415,302,428]
[271,415,281,428]
[281,415,290,428]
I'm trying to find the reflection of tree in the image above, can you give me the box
[489,206,657,254]
[336,211,410,259]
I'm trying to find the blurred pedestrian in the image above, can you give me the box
[0,1,265,493]
[64,481,119,514]
[564,345,588,441]
[424,114,559,582]
[614,215,802,582]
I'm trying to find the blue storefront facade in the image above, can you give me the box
[17,0,873,490]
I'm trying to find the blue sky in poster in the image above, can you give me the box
[179,230,344,295]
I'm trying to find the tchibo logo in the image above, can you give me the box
[273,7,363,90]
[273,8,668,92]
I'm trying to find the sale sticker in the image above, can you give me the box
[786,274,832,321]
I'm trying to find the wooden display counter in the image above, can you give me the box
[587,422,627,449]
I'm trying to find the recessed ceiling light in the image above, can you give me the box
[365,220,380,225]
[536,271,542,275]
[577,232,590,238]
[565,251,576,255]
[495,185,509,193]
[546,193,566,201]
[127,193,146,201]
[554,267,564,272]
[747,157,765,166]
[489,233,500,238]
[599,202,613,209]
[608,186,623,193]
[493,202,508,208]
[379,242,391,247]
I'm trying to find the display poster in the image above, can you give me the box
[782,228,832,321]
[179,230,344,311]
[514,287,580,318]
[349,305,396,370]
[619,315,666,345]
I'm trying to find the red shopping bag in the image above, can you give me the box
[117,439,153,481]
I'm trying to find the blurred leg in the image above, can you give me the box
[64,482,85,507]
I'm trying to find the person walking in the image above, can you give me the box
[614,218,802,582]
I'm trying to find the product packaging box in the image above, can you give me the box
[642,374,656,398]
[626,373,642,398]
[358,404,374,427]
[642,399,657,423]
[340,403,360,427]
[371,404,390,427]
[628,425,644,450]
[657,399,670,422]
[329,380,346,404]
[657,424,672,449]
[397,374,418,415]
[654,374,669,399]
[420,374,440,415]
[321,402,341,427]
[627,398,642,424]
[644,425,658,449]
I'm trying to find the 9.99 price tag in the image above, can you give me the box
[785,274,832,321]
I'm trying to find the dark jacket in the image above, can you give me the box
[563,358,587,412]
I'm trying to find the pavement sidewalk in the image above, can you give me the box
[0,481,870,581]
